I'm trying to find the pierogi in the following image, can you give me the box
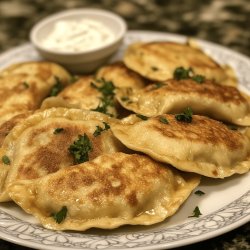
[116,79,250,125]
[0,61,71,86]
[58,76,117,117]
[0,62,70,127]
[111,114,250,178]
[96,61,147,89]
[8,152,200,231]
[0,38,249,233]
[0,112,32,147]
[0,108,124,202]
[124,42,237,86]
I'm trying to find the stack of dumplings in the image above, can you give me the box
[0,40,249,232]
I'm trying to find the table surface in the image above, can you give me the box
[0,0,249,250]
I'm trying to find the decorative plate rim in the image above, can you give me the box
[0,30,249,250]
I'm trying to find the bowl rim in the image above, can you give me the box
[30,8,127,55]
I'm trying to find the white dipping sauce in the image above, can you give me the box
[42,19,115,52]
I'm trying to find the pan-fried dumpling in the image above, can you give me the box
[0,61,71,86]
[0,108,124,202]
[124,42,237,86]
[58,76,117,117]
[0,112,32,147]
[0,107,28,127]
[0,61,71,127]
[0,74,57,126]
[111,114,250,178]
[96,61,147,89]
[116,79,250,125]
[8,152,200,231]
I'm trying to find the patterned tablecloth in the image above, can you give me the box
[0,0,249,250]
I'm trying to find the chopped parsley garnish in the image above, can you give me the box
[227,124,238,131]
[159,116,169,124]
[68,133,92,164]
[151,66,159,71]
[91,96,114,116]
[188,206,202,218]
[152,82,166,90]
[192,75,205,84]
[136,114,148,120]
[2,155,10,165]
[49,76,63,96]
[121,96,130,102]
[70,75,79,83]
[91,78,115,116]
[52,206,67,224]
[175,107,193,123]
[194,190,205,196]
[93,122,110,137]
[174,67,193,80]
[53,128,64,134]
[91,78,115,97]
[173,67,205,84]
[23,81,29,89]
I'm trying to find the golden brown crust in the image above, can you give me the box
[116,78,250,124]
[8,152,200,230]
[124,42,237,86]
[46,153,169,208]
[0,61,71,85]
[151,114,244,150]
[145,79,246,104]
[111,114,250,178]
[0,108,124,202]
[58,75,102,110]
[59,76,117,116]
[0,112,32,147]
[96,61,147,89]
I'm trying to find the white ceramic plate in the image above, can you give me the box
[0,31,249,250]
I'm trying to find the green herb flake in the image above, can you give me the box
[194,190,205,196]
[70,75,79,83]
[23,81,29,89]
[151,66,159,71]
[91,78,116,116]
[49,76,63,96]
[159,116,169,124]
[192,75,205,84]
[91,96,114,116]
[68,133,92,164]
[91,78,115,97]
[136,114,148,120]
[152,82,166,90]
[188,206,202,218]
[227,124,238,131]
[53,128,64,134]
[121,96,130,102]
[173,67,206,84]
[52,206,68,224]
[2,155,10,165]
[93,122,110,137]
[175,107,193,123]
[173,67,193,80]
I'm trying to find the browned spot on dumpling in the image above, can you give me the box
[124,41,237,86]
[212,170,218,176]
[96,61,147,89]
[152,114,243,150]
[145,79,246,105]
[126,191,138,206]
[16,120,117,180]
[0,112,31,147]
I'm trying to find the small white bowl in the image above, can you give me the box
[30,8,127,73]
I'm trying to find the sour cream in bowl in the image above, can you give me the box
[30,9,127,73]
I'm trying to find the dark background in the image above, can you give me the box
[0,0,249,249]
